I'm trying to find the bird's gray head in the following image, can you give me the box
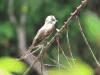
[45,15,58,25]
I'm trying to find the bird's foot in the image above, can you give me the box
[43,41,48,46]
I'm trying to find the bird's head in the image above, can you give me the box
[45,15,58,25]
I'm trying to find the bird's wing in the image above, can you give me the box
[32,25,55,46]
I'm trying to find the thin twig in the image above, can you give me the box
[76,15,100,67]
[8,0,18,26]
[30,47,41,55]
[56,35,72,68]
[56,36,60,69]
[41,56,43,75]
[44,64,62,67]
[23,48,44,75]
[19,47,41,60]
[66,28,76,67]
[41,47,45,75]
[45,54,70,71]
[59,44,72,68]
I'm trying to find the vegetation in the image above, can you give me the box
[0,0,100,75]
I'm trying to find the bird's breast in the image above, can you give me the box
[41,24,54,34]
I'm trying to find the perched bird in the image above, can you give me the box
[28,15,58,54]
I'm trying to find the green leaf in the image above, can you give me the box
[0,56,27,74]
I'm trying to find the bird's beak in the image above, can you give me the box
[56,20,58,22]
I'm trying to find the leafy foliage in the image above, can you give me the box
[0,22,14,46]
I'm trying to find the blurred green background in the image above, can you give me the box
[0,0,100,75]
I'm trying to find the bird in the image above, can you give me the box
[27,15,58,54]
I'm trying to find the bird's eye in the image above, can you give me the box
[51,19,55,21]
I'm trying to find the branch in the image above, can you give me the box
[66,28,76,66]
[56,36,60,69]
[76,15,100,67]
[20,14,26,26]
[23,0,89,74]
[8,0,18,26]
[8,0,47,74]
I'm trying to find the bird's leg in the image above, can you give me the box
[43,40,48,46]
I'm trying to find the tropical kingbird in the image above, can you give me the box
[27,15,58,54]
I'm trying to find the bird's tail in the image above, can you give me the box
[19,42,35,60]
[27,44,35,54]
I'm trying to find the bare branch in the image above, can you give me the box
[23,48,44,75]
[56,36,72,68]
[8,0,18,26]
[45,54,70,70]
[56,36,60,69]
[41,47,45,75]
[59,42,72,68]
[76,15,100,67]
[20,14,26,26]
[65,28,76,66]
[8,0,47,74]
[44,64,62,67]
